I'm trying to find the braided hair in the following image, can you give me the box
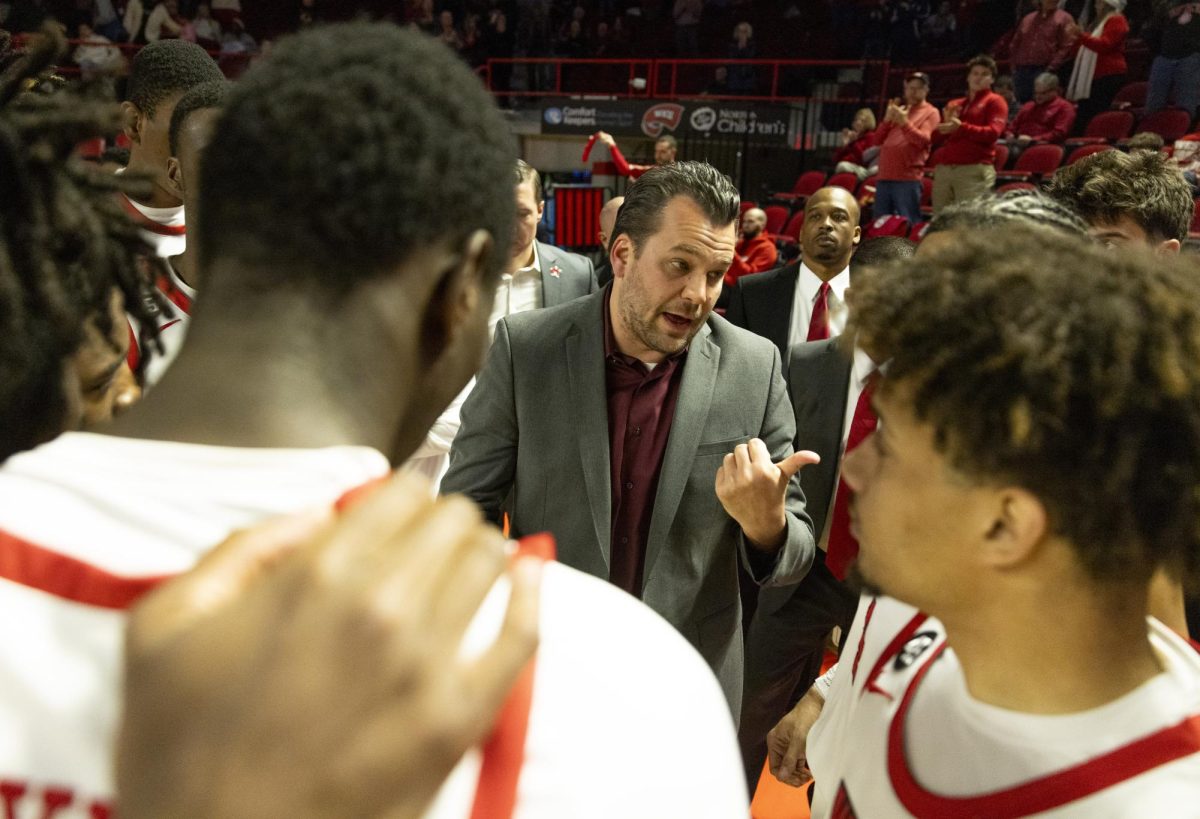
[0,26,162,460]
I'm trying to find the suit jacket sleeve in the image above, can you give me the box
[737,343,816,587]
[440,320,519,524]
[585,255,598,293]
[724,279,748,328]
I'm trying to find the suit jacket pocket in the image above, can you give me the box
[694,436,750,458]
[696,600,739,664]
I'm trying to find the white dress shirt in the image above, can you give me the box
[405,243,546,489]
[787,262,851,353]
[818,345,877,552]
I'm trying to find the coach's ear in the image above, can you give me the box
[121,101,143,145]
[980,487,1047,570]
[611,233,633,281]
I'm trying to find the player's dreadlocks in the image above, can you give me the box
[0,26,162,460]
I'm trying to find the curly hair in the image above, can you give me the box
[126,39,223,119]
[0,26,161,459]
[850,227,1200,587]
[926,188,1089,238]
[168,79,228,156]
[197,23,517,298]
[1045,149,1194,243]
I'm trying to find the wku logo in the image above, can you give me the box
[641,104,684,138]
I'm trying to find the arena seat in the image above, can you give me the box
[826,172,859,192]
[1112,81,1148,110]
[864,214,910,238]
[763,205,789,235]
[772,170,826,203]
[993,143,1010,171]
[1135,109,1194,144]
[1065,110,1134,147]
[995,144,1063,182]
[774,210,806,248]
[1065,143,1115,165]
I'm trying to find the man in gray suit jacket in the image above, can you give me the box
[443,162,818,714]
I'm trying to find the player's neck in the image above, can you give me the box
[942,581,1163,715]
[123,152,182,210]
[105,299,419,462]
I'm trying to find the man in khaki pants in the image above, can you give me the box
[931,54,1008,213]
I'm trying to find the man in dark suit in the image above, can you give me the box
[443,162,818,714]
[738,236,915,791]
[725,187,860,362]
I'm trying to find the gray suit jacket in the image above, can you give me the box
[757,337,853,618]
[442,290,816,712]
[536,241,597,306]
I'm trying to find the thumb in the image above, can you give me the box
[776,449,820,480]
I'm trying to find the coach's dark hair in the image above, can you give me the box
[168,79,228,156]
[126,39,223,119]
[198,24,516,297]
[966,53,997,78]
[1046,149,1193,243]
[515,159,543,203]
[851,228,1200,587]
[612,160,739,254]
[926,188,1088,238]
[0,26,160,460]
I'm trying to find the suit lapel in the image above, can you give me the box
[790,338,853,537]
[565,295,613,567]
[539,242,564,308]
[767,263,801,359]
[642,323,719,583]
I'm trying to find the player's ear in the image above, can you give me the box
[421,230,491,359]
[980,487,1046,570]
[165,156,184,199]
[121,101,143,145]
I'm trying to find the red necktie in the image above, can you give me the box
[807,282,831,341]
[825,372,878,581]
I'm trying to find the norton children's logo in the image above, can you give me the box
[641,104,684,138]
[893,631,938,671]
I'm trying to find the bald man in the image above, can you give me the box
[725,188,861,361]
[724,207,778,288]
[595,195,624,288]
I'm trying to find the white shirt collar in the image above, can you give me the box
[797,261,851,306]
[511,241,541,281]
[851,344,877,390]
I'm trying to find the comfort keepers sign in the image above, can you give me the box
[541,99,792,143]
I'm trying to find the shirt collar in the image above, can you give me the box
[798,261,851,305]
[511,241,541,280]
[851,344,877,389]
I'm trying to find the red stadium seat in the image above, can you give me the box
[995,144,1064,182]
[76,138,105,159]
[1066,110,1135,147]
[774,211,806,248]
[993,143,1010,171]
[865,214,910,238]
[826,172,859,192]
[772,170,827,203]
[910,221,931,241]
[1065,143,1115,165]
[1112,81,1148,109]
[995,181,1037,194]
[1135,109,1194,144]
[763,205,789,235]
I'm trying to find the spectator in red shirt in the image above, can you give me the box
[725,207,779,287]
[1065,0,1128,130]
[1008,0,1076,102]
[874,71,941,224]
[833,108,878,179]
[593,131,677,179]
[1005,72,1076,157]
[932,54,1008,214]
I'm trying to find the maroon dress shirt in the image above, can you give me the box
[603,294,686,596]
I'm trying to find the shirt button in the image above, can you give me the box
[625,481,634,490]
[633,426,642,436]
[621,536,629,544]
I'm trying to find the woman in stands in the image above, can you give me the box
[834,107,880,180]
[1065,0,1128,132]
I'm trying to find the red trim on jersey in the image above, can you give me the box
[888,643,1200,817]
[859,610,928,697]
[470,532,555,819]
[0,529,168,609]
[155,273,193,316]
[126,319,140,371]
[117,194,187,236]
[850,598,878,684]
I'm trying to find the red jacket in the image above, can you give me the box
[875,101,940,181]
[1074,13,1128,79]
[833,131,878,166]
[935,90,1008,166]
[1008,95,1076,143]
[724,233,778,287]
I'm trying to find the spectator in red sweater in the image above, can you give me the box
[1065,0,1128,130]
[1005,72,1076,155]
[1008,0,1076,102]
[833,108,878,180]
[593,131,676,179]
[874,71,941,224]
[725,207,778,287]
[932,54,1008,214]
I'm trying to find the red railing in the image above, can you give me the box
[482,57,893,110]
